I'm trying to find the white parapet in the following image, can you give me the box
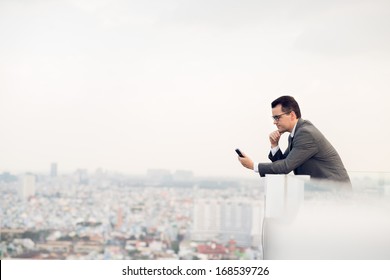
[264,174,309,220]
[262,175,390,259]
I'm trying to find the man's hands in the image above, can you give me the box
[238,130,283,171]
[269,130,283,148]
[237,151,254,170]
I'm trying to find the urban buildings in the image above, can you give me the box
[19,174,36,201]
[0,168,264,260]
[50,163,57,178]
[192,198,262,247]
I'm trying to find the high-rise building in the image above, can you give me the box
[74,169,89,185]
[192,198,263,247]
[50,162,58,177]
[20,173,36,200]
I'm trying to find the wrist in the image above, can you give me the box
[248,160,254,170]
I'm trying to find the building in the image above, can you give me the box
[74,169,89,185]
[20,173,36,200]
[50,162,58,177]
[191,198,263,247]
[196,242,227,260]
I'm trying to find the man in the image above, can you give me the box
[238,96,351,183]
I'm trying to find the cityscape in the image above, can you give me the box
[0,164,265,260]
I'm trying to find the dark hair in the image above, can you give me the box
[271,96,301,118]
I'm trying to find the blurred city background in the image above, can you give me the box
[1,164,264,260]
[1,164,389,260]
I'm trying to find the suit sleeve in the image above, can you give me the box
[268,148,288,162]
[258,129,318,177]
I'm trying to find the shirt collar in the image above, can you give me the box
[290,121,298,138]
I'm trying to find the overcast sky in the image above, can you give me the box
[1,0,389,178]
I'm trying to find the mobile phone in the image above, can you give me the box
[235,148,244,158]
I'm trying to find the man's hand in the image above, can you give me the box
[237,151,254,170]
[269,130,282,148]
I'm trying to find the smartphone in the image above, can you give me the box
[235,148,244,158]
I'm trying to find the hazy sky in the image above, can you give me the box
[1,0,389,178]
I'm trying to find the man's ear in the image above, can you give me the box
[290,111,297,120]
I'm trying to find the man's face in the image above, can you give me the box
[272,104,294,133]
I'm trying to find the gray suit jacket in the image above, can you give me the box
[258,118,350,182]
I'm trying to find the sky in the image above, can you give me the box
[1,0,389,178]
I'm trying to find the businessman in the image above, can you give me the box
[238,96,351,183]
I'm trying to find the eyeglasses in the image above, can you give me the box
[272,111,291,121]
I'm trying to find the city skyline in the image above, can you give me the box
[1,0,390,178]
[1,169,264,260]
[1,163,236,180]
[2,166,388,260]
